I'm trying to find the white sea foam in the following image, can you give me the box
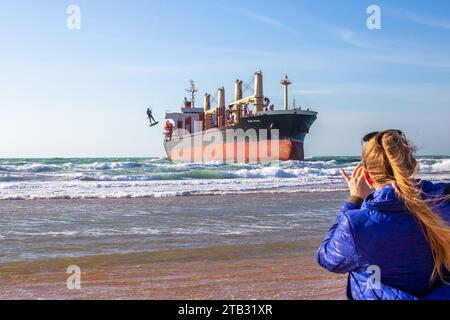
[419,159,450,174]
[0,157,448,200]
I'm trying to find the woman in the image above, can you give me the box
[317,130,450,300]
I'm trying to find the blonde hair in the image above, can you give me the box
[362,131,450,282]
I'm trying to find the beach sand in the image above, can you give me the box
[0,254,346,300]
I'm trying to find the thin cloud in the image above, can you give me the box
[306,83,450,100]
[273,83,450,100]
[370,52,450,69]
[236,8,297,34]
[215,3,298,35]
[389,8,450,30]
[336,28,377,50]
[330,26,450,69]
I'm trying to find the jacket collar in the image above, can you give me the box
[362,180,447,212]
[363,184,406,212]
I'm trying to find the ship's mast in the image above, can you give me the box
[185,80,198,108]
[280,75,292,111]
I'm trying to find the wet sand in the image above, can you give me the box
[0,254,346,300]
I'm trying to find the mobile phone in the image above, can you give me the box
[364,169,374,186]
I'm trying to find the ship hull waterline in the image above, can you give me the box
[163,110,317,163]
[164,138,304,163]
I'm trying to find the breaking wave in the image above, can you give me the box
[0,156,449,200]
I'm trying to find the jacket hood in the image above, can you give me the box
[362,180,448,212]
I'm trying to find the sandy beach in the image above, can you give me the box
[0,252,346,300]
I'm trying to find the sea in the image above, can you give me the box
[0,156,449,265]
[1,156,449,200]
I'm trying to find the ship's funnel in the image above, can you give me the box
[234,79,243,101]
[218,87,225,108]
[254,70,264,113]
[280,75,292,111]
[204,93,211,112]
[233,80,243,125]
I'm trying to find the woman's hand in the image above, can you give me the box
[340,163,373,200]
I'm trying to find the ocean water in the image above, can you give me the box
[0,156,449,200]
[0,156,449,264]
[0,193,346,264]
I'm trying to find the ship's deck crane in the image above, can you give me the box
[170,71,296,131]
[204,71,265,128]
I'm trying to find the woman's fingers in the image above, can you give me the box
[343,163,374,199]
[340,169,350,183]
[352,163,362,178]
[357,166,364,178]
[342,164,366,185]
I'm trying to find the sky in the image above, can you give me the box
[0,0,450,158]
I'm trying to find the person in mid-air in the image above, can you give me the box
[146,107,157,126]
[317,129,450,300]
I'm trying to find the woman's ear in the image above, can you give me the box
[363,169,375,187]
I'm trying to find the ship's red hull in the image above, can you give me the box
[165,138,304,163]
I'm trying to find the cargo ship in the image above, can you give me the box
[162,71,317,163]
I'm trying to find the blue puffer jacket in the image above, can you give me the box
[317,180,450,300]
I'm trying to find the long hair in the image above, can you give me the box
[362,131,450,282]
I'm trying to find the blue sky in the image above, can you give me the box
[1,0,450,157]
